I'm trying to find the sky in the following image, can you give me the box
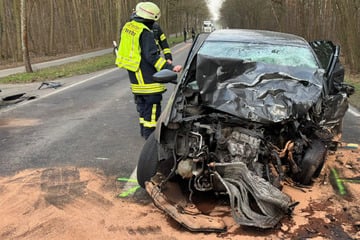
[205,0,224,21]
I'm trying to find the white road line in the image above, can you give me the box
[348,105,360,117]
[172,44,191,54]
[1,68,118,113]
[35,68,118,99]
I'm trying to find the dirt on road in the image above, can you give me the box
[0,143,359,240]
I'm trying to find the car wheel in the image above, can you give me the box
[295,139,327,185]
[137,133,159,188]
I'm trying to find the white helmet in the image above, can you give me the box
[135,2,161,21]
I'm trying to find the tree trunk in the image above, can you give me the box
[72,0,83,50]
[20,0,32,73]
[49,0,55,54]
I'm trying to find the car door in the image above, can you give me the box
[309,40,354,137]
[309,40,345,95]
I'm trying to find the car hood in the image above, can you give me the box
[195,54,324,123]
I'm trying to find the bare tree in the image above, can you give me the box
[1,0,358,74]
[20,0,32,73]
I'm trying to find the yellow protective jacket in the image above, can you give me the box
[116,21,144,71]
[116,20,173,95]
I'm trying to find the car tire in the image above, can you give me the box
[295,139,327,185]
[137,133,159,188]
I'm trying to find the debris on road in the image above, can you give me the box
[0,142,358,239]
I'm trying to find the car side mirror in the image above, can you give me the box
[153,69,178,84]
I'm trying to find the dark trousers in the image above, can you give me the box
[134,94,162,139]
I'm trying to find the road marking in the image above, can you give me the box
[36,68,118,99]
[172,44,191,54]
[348,106,360,117]
[0,68,118,113]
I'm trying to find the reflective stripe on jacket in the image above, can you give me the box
[152,23,172,61]
[116,19,174,95]
[130,68,166,94]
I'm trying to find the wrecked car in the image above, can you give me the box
[136,29,354,231]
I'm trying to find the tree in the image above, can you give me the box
[20,0,32,73]
[1,0,357,74]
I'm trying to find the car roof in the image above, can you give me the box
[205,29,309,47]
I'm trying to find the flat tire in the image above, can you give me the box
[137,133,158,188]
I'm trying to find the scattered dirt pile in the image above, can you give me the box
[0,143,359,239]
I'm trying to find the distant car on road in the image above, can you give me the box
[137,29,354,231]
[203,20,214,32]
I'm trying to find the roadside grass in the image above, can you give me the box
[0,53,116,84]
[169,35,187,44]
[345,75,360,109]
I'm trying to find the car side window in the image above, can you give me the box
[309,40,335,70]
[185,56,199,91]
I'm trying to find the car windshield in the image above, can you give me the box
[198,41,319,69]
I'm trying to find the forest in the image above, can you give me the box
[0,0,209,68]
[219,0,360,73]
[0,0,359,74]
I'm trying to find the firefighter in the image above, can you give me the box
[116,1,182,140]
[183,28,187,42]
[152,22,173,64]
[129,11,172,64]
[191,27,196,42]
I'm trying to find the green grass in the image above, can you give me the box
[0,53,116,84]
[169,35,187,45]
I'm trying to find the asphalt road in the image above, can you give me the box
[0,43,191,177]
[0,43,359,178]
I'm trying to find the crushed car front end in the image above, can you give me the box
[137,29,354,231]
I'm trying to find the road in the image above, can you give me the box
[0,43,191,177]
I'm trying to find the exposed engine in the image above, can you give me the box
[175,121,264,188]
[149,73,341,228]
[163,110,326,188]
[155,110,331,227]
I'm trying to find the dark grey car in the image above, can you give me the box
[136,29,354,231]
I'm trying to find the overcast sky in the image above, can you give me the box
[206,0,224,21]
